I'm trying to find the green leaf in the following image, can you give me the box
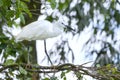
[42,77,50,80]
[47,0,56,9]
[16,0,32,18]
[63,77,66,80]
[58,3,64,11]
[6,10,15,18]
[2,0,11,6]
[110,77,115,80]
[50,76,58,80]
[23,0,30,2]
[61,72,66,78]
[4,59,15,65]
[112,0,115,2]
[0,43,7,49]
[61,71,67,80]
[114,10,120,24]
[58,0,70,11]
[19,1,32,17]
[20,13,25,24]
[0,13,2,19]
[19,66,27,75]
[0,0,3,7]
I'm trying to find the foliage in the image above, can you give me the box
[0,0,120,80]
[48,0,120,66]
[79,0,120,67]
[0,0,33,79]
[0,0,31,26]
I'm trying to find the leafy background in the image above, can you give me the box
[0,0,120,80]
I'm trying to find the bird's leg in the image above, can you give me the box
[25,46,32,69]
[27,47,30,64]
[44,40,57,77]
[44,40,53,65]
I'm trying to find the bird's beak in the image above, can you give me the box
[67,26,75,31]
[64,25,75,32]
[61,22,75,32]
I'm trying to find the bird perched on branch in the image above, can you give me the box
[15,20,65,42]
[15,19,67,65]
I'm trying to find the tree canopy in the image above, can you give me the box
[0,0,120,80]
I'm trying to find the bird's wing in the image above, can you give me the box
[34,20,53,40]
[15,20,53,41]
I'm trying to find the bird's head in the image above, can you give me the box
[53,21,65,30]
[54,21,74,31]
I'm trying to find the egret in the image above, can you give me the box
[15,20,66,65]
[16,20,65,41]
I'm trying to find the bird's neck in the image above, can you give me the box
[49,26,63,37]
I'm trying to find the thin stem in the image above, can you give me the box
[44,40,53,65]
[27,47,30,64]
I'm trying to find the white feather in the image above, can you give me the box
[15,20,65,42]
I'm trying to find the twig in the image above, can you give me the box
[116,0,120,5]
[31,12,40,16]
[81,61,93,66]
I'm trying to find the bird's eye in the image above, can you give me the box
[61,22,64,25]
[64,27,67,32]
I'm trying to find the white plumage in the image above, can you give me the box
[15,20,65,42]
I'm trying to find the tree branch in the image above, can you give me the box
[0,63,120,79]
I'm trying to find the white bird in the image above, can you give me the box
[15,19,66,65]
[15,20,65,42]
